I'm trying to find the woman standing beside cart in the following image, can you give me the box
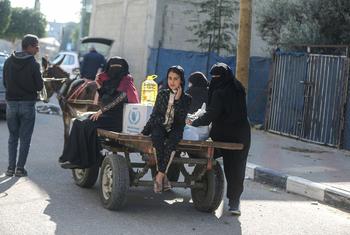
[188,63,251,216]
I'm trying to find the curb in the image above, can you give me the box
[246,162,350,212]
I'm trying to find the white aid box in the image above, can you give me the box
[122,104,153,134]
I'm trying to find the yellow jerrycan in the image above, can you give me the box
[141,75,158,106]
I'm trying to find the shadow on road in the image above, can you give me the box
[39,173,243,234]
[0,174,19,196]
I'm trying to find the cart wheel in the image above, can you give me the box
[191,161,224,212]
[99,154,129,210]
[150,164,180,182]
[72,164,99,188]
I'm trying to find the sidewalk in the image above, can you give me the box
[246,129,350,212]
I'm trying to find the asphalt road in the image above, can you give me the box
[0,106,349,235]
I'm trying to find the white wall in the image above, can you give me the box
[90,0,158,90]
[89,0,270,90]
[155,0,268,56]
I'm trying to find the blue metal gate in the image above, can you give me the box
[266,52,349,147]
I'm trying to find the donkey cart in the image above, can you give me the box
[71,129,243,212]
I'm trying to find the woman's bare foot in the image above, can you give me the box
[163,175,172,191]
[154,172,165,193]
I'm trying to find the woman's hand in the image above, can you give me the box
[90,110,103,121]
[186,119,193,125]
[175,86,182,100]
[95,80,102,89]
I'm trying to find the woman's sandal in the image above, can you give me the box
[163,175,172,192]
[153,178,163,193]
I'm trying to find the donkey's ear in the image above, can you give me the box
[42,57,49,70]
[55,55,65,66]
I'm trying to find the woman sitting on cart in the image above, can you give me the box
[142,65,191,193]
[59,56,139,169]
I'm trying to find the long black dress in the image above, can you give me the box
[192,63,251,205]
[59,90,127,169]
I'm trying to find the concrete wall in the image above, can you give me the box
[157,1,203,53]
[90,0,158,90]
[89,0,269,90]
[157,0,268,57]
[251,0,269,56]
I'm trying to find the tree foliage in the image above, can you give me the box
[0,0,11,34]
[256,0,350,48]
[186,0,239,55]
[3,7,47,42]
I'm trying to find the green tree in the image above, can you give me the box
[315,0,350,44]
[256,0,350,48]
[186,0,239,55]
[0,0,11,34]
[3,7,46,42]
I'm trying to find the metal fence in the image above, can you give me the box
[266,52,349,147]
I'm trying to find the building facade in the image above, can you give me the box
[89,0,268,89]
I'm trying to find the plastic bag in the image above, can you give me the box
[183,125,210,141]
[187,103,206,120]
[184,102,211,140]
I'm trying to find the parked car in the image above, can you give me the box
[51,51,80,78]
[0,52,8,116]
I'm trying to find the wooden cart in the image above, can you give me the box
[71,129,243,212]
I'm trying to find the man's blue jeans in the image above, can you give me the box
[6,101,36,169]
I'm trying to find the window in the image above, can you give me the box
[53,54,75,66]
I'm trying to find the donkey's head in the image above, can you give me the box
[42,56,69,79]
[41,56,70,100]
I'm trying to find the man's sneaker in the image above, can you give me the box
[5,168,15,177]
[229,200,241,216]
[15,168,28,177]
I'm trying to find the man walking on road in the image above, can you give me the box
[80,45,106,80]
[3,34,43,177]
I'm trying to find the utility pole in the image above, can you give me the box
[235,0,252,90]
[217,0,222,55]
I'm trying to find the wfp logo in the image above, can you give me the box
[128,109,141,125]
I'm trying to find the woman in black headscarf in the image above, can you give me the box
[142,65,191,193]
[59,56,139,169]
[186,72,209,114]
[91,56,139,130]
[188,62,251,215]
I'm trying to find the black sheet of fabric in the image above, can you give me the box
[59,118,99,168]
[187,86,208,114]
[187,72,209,114]
[58,106,124,168]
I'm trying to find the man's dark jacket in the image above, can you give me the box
[80,50,106,80]
[3,52,43,101]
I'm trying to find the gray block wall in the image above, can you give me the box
[89,0,269,92]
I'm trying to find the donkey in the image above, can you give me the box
[41,57,100,148]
